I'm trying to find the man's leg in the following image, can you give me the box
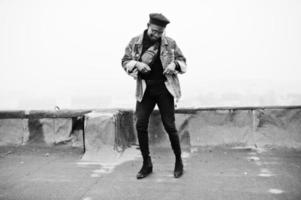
[157,88,183,178]
[135,89,156,179]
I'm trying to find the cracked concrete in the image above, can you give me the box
[0,145,300,200]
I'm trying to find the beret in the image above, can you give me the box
[149,13,170,27]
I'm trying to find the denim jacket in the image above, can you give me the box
[121,32,187,102]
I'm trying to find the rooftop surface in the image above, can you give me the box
[0,144,300,200]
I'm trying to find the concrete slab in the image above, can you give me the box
[0,145,300,200]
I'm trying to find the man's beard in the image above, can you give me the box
[149,34,159,41]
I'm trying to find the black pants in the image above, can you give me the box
[135,81,182,160]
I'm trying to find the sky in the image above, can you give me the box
[0,0,301,110]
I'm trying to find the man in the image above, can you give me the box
[121,13,187,179]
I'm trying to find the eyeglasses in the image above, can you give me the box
[149,27,164,36]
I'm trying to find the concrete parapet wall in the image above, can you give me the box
[81,110,136,161]
[149,107,301,148]
[84,112,116,152]
[180,110,254,146]
[0,119,29,145]
[253,108,301,148]
[0,110,90,146]
[0,118,73,146]
[29,118,73,145]
[0,107,300,149]
[84,111,136,151]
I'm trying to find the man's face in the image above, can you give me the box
[147,23,165,41]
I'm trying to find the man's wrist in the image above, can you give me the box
[126,60,138,73]
[134,61,141,71]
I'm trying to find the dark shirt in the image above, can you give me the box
[139,30,166,82]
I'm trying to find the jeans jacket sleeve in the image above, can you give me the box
[121,37,139,79]
[173,41,187,74]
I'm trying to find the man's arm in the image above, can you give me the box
[163,40,187,75]
[173,41,187,74]
[121,37,152,78]
[121,38,139,78]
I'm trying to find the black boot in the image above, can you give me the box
[136,157,153,179]
[174,157,183,178]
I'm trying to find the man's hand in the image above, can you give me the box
[135,62,151,74]
[163,62,177,75]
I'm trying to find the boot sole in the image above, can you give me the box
[174,169,183,178]
[136,168,153,179]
